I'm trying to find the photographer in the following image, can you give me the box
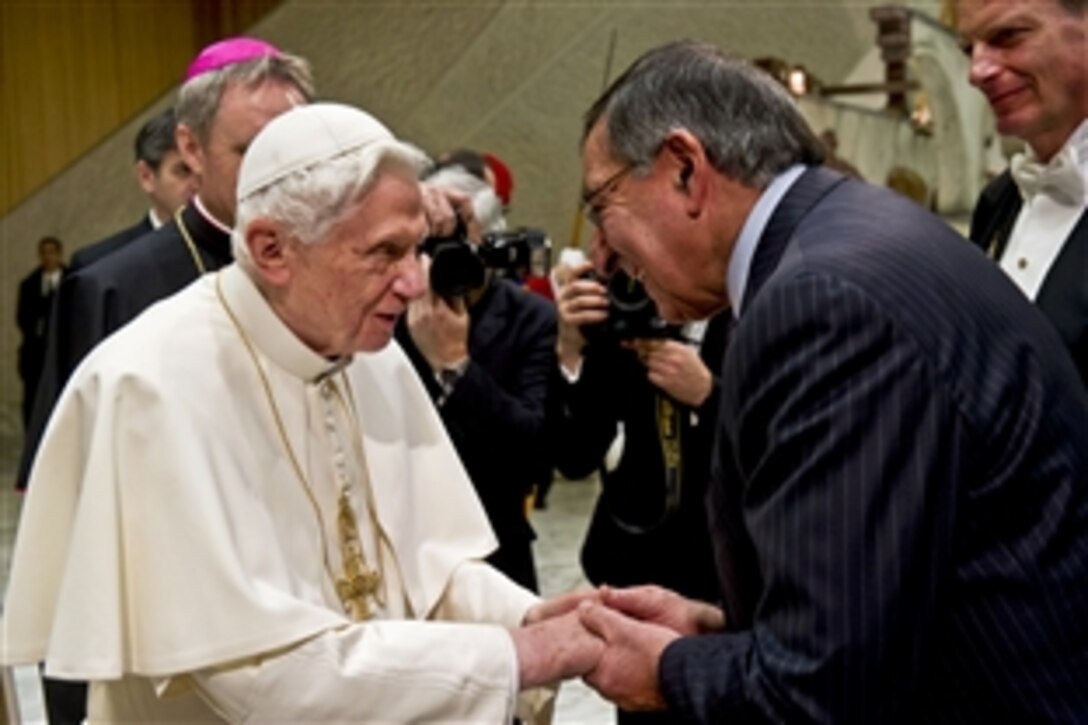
[549,256,725,722]
[395,165,557,592]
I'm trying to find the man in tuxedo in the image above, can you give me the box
[959,0,1088,385]
[69,108,195,270]
[570,40,1088,722]
[15,236,65,426]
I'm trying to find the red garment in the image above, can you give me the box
[523,274,553,300]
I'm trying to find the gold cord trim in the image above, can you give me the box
[175,208,208,275]
[214,271,387,620]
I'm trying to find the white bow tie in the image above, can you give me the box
[1010,147,1085,206]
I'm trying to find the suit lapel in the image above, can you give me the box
[978,172,1022,261]
[711,167,846,628]
[1036,209,1088,367]
[741,166,846,312]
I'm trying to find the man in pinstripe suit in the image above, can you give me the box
[572,40,1088,722]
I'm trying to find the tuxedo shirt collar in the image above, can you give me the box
[1012,119,1088,205]
[1027,118,1088,175]
[727,164,806,318]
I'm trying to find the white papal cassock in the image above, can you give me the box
[1,263,549,722]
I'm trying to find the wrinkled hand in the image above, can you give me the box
[406,256,469,370]
[579,602,678,712]
[624,339,712,407]
[522,588,602,625]
[553,260,609,368]
[421,184,482,242]
[511,607,604,689]
[600,585,725,636]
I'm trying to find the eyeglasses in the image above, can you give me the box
[581,163,636,227]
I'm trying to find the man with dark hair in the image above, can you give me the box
[959,0,1088,385]
[567,39,1088,721]
[17,36,313,493]
[69,108,196,270]
[15,236,65,426]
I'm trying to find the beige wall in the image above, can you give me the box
[1,0,974,446]
[0,0,281,217]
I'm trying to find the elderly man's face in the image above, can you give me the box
[284,163,428,356]
[180,78,304,226]
[958,0,1088,161]
[581,120,725,322]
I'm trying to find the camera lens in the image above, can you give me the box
[421,218,485,298]
[607,272,655,316]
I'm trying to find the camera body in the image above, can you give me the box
[581,269,679,343]
[480,227,549,274]
[420,223,550,299]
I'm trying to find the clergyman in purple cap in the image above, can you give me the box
[13,37,313,721]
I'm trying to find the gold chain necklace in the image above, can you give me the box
[325,376,392,620]
[175,207,208,275]
[214,271,389,620]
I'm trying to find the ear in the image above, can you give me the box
[174,123,204,178]
[660,129,709,218]
[245,218,292,286]
[135,159,156,195]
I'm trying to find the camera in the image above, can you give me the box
[581,269,679,343]
[481,227,550,278]
[420,221,550,299]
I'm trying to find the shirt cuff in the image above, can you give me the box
[435,357,470,405]
[558,357,583,383]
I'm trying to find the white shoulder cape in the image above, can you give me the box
[1,266,499,678]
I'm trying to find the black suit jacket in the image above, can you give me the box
[550,314,728,603]
[660,168,1088,722]
[969,171,1088,385]
[15,265,66,421]
[69,214,154,271]
[17,201,231,489]
[16,267,62,376]
[395,277,557,591]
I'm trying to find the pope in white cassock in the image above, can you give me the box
[0,102,602,722]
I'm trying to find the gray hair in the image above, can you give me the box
[423,165,507,233]
[177,53,314,144]
[583,40,824,188]
[232,143,429,270]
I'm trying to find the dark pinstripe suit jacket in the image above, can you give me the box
[968,171,1088,386]
[660,168,1088,723]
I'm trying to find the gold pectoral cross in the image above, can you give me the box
[336,492,382,621]
[336,562,381,621]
